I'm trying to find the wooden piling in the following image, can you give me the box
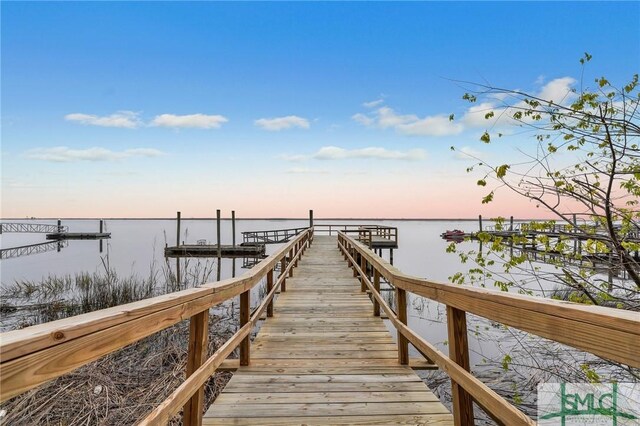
[478,215,483,232]
[309,209,314,227]
[232,211,236,247]
[176,212,181,286]
[216,209,221,258]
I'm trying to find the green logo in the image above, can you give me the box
[538,383,640,425]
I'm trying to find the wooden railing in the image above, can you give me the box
[0,228,314,425]
[337,231,639,426]
[314,224,398,246]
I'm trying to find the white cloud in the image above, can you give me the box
[313,146,426,161]
[351,113,374,126]
[353,106,462,136]
[25,146,165,162]
[65,111,141,128]
[363,99,384,108]
[536,77,576,105]
[286,167,328,174]
[255,115,310,131]
[351,77,578,138]
[397,115,464,136]
[151,113,228,129]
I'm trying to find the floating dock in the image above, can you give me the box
[46,232,111,240]
[165,244,265,258]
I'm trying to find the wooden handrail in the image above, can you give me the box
[141,234,308,424]
[337,231,639,425]
[0,228,314,405]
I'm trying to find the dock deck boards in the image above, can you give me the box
[204,235,452,425]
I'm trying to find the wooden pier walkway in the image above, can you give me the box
[204,235,452,425]
[2,226,638,426]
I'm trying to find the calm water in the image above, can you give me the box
[1,218,618,417]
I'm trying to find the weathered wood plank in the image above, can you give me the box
[205,235,451,425]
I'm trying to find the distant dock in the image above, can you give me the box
[164,244,265,258]
[46,232,111,240]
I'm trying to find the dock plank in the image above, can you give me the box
[204,235,452,425]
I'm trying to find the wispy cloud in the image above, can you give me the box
[314,146,426,161]
[65,111,141,128]
[255,115,310,131]
[362,99,384,108]
[352,106,463,136]
[351,77,577,137]
[151,113,228,129]
[25,146,166,162]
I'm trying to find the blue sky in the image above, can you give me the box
[2,1,639,218]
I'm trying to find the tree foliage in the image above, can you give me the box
[449,54,639,311]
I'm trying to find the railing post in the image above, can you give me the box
[288,249,294,277]
[360,253,367,292]
[267,269,274,317]
[396,287,409,365]
[183,310,209,426]
[447,306,474,426]
[281,257,287,292]
[240,291,250,366]
[373,269,380,317]
[353,251,359,277]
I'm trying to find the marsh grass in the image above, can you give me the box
[0,254,239,425]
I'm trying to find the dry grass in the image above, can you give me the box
[0,314,236,425]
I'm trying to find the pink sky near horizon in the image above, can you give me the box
[2,177,559,220]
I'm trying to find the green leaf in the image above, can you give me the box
[480,131,490,143]
[496,164,510,178]
[481,191,494,204]
[477,179,487,187]
[449,113,455,121]
[484,111,495,119]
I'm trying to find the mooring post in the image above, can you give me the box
[447,306,473,425]
[176,212,181,286]
[309,209,313,228]
[57,219,62,233]
[232,210,236,247]
[390,249,394,265]
[509,216,513,231]
[176,212,181,246]
[478,214,483,232]
[99,219,104,253]
[216,209,221,257]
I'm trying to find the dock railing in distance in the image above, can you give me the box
[0,228,314,426]
[337,231,639,426]
[313,224,397,246]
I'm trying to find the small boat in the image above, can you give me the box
[440,229,466,239]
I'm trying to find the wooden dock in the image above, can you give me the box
[165,244,266,258]
[203,236,452,425]
[3,225,638,426]
[45,232,111,240]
